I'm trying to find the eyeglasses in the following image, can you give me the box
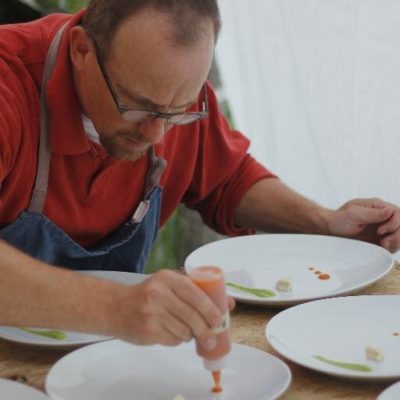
[92,40,209,126]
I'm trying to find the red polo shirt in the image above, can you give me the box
[0,11,274,247]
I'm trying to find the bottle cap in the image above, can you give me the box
[203,355,228,371]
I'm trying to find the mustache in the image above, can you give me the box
[116,130,149,144]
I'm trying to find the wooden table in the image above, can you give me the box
[0,263,399,399]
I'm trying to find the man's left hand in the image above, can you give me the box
[326,198,400,253]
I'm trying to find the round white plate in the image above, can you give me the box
[81,270,148,285]
[0,378,49,399]
[46,340,291,400]
[266,295,400,380]
[378,381,400,400]
[184,234,393,306]
[0,271,147,347]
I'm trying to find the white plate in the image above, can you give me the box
[45,340,292,400]
[0,378,49,399]
[184,234,393,306]
[0,271,147,347]
[266,295,400,381]
[378,381,400,400]
[81,270,148,285]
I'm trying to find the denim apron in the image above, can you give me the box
[0,25,166,273]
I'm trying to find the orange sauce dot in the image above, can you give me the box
[318,273,331,280]
[212,386,223,393]
[211,370,223,393]
[314,271,322,275]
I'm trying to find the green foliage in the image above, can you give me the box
[34,0,89,12]
[65,0,89,13]
[145,209,181,273]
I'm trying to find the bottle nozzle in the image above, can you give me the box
[203,355,228,371]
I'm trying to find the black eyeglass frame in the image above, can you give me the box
[92,39,209,126]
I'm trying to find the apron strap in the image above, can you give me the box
[28,24,68,213]
[28,23,167,224]
[131,148,167,224]
[144,147,167,195]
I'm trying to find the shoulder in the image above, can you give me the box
[0,13,73,66]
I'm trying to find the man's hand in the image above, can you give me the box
[0,241,235,347]
[108,269,235,347]
[326,198,400,253]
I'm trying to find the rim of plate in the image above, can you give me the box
[0,378,50,399]
[377,381,400,400]
[184,234,393,305]
[0,326,111,348]
[266,295,400,380]
[45,340,292,400]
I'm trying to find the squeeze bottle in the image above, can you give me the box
[190,265,231,393]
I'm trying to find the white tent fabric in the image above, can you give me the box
[216,0,400,212]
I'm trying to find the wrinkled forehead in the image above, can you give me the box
[105,8,215,104]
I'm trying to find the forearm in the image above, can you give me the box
[0,241,234,347]
[235,178,333,234]
[0,240,119,334]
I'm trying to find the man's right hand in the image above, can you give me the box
[106,269,233,348]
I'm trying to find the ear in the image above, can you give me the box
[69,26,93,72]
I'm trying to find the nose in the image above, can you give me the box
[138,118,170,145]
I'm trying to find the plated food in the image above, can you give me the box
[365,345,384,362]
[185,234,393,307]
[46,340,292,400]
[275,277,292,292]
[266,295,400,380]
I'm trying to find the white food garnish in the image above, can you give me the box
[275,277,292,292]
[365,345,384,362]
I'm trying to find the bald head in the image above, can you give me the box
[81,0,221,59]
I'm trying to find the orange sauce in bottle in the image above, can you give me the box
[211,370,222,393]
[190,266,231,394]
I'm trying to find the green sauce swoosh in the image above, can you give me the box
[20,327,67,340]
[226,282,276,298]
[314,355,373,372]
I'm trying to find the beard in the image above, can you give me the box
[99,130,152,161]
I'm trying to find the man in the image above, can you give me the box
[0,0,398,349]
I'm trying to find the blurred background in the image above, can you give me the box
[2,0,399,271]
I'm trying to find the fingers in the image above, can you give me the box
[125,269,223,348]
[349,204,392,225]
[160,311,193,346]
[141,320,183,347]
[227,296,236,311]
[350,197,391,210]
[346,198,400,227]
[361,198,389,209]
[377,209,400,235]
[359,199,400,252]
[328,199,400,250]
[169,274,221,326]
[164,282,218,350]
[380,232,400,253]
[168,272,224,348]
